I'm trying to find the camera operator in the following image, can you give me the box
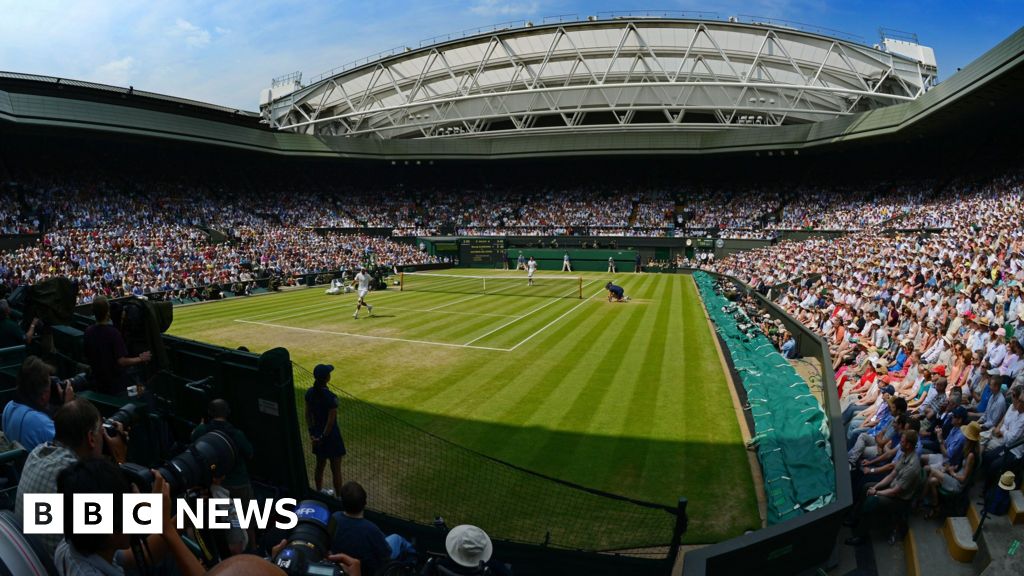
[0,298,40,347]
[15,398,127,558]
[192,399,255,544]
[54,459,205,576]
[1,356,73,451]
[84,296,152,396]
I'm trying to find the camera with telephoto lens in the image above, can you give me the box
[49,372,88,405]
[274,500,345,576]
[119,430,237,497]
[103,403,141,437]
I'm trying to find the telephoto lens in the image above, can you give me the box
[274,500,343,576]
[119,430,237,497]
[103,403,140,437]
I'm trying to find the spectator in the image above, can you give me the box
[54,459,204,576]
[83,296,151,396]
[1,356,70,451]
[0,299,39,348]
[844,430,922,546]
[329,481,394,576]
[305,364,346,496]
[425,524,511,576]
[981,384,1024,489]
[15,398,126,558]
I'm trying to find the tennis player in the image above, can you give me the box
[527,256,537,286]
[352,267,374,319]
[606,282,629,302]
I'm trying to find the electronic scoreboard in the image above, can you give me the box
[459,238,506,267]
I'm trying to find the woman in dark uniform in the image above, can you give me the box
[305,364,346,496]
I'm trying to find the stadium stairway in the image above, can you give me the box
[831,483,1024,576]
[910,484,1024,576]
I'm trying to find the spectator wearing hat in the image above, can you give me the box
[923,420,981,518]
[988,471,1019,515]
[305,364,346,496]
[426,525,511,576]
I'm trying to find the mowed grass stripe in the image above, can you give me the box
[517,282,659,483]
[483,274,659,423]
[567,275,667,484]
[167,273,761,542]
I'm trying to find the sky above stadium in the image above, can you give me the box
[1,1,1021,111]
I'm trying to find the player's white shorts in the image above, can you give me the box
[527,270,535,278]
[358,289,369,299]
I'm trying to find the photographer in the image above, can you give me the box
[84,296,151,396]
[2,356,73,451]
[54,459,205,576]
[15,398,127,558]
[192,399,255,545]
[0,298,40,347]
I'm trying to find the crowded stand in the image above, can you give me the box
[710,166,1024,545]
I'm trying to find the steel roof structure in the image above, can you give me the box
[2,26,1021,160]
[261,17,936,139]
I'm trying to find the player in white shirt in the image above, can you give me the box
[527,257,537,286]
[352,267,374,319]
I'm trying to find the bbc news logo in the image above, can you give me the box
[23,495,299,534]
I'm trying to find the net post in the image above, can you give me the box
[399,272,404,292]
[666,497,688,571]
[578,276,582,299]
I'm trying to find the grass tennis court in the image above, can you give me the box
[168,270,759,543]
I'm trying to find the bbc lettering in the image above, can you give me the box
[23,495,298,534]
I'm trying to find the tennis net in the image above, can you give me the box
[399,272,583,299]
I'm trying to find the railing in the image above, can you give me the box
[680,269,852,576]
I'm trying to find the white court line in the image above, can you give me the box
[240,289,396,321]
[242,275,472,321]
[508,287,605,351]
[462,280,598,346]
[250,288,416,323]
[235,319,510,352]
[378,306,521,318]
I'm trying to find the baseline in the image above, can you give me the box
[462,280,599,346]
[235,319,511,352]
[507,287,606,351]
